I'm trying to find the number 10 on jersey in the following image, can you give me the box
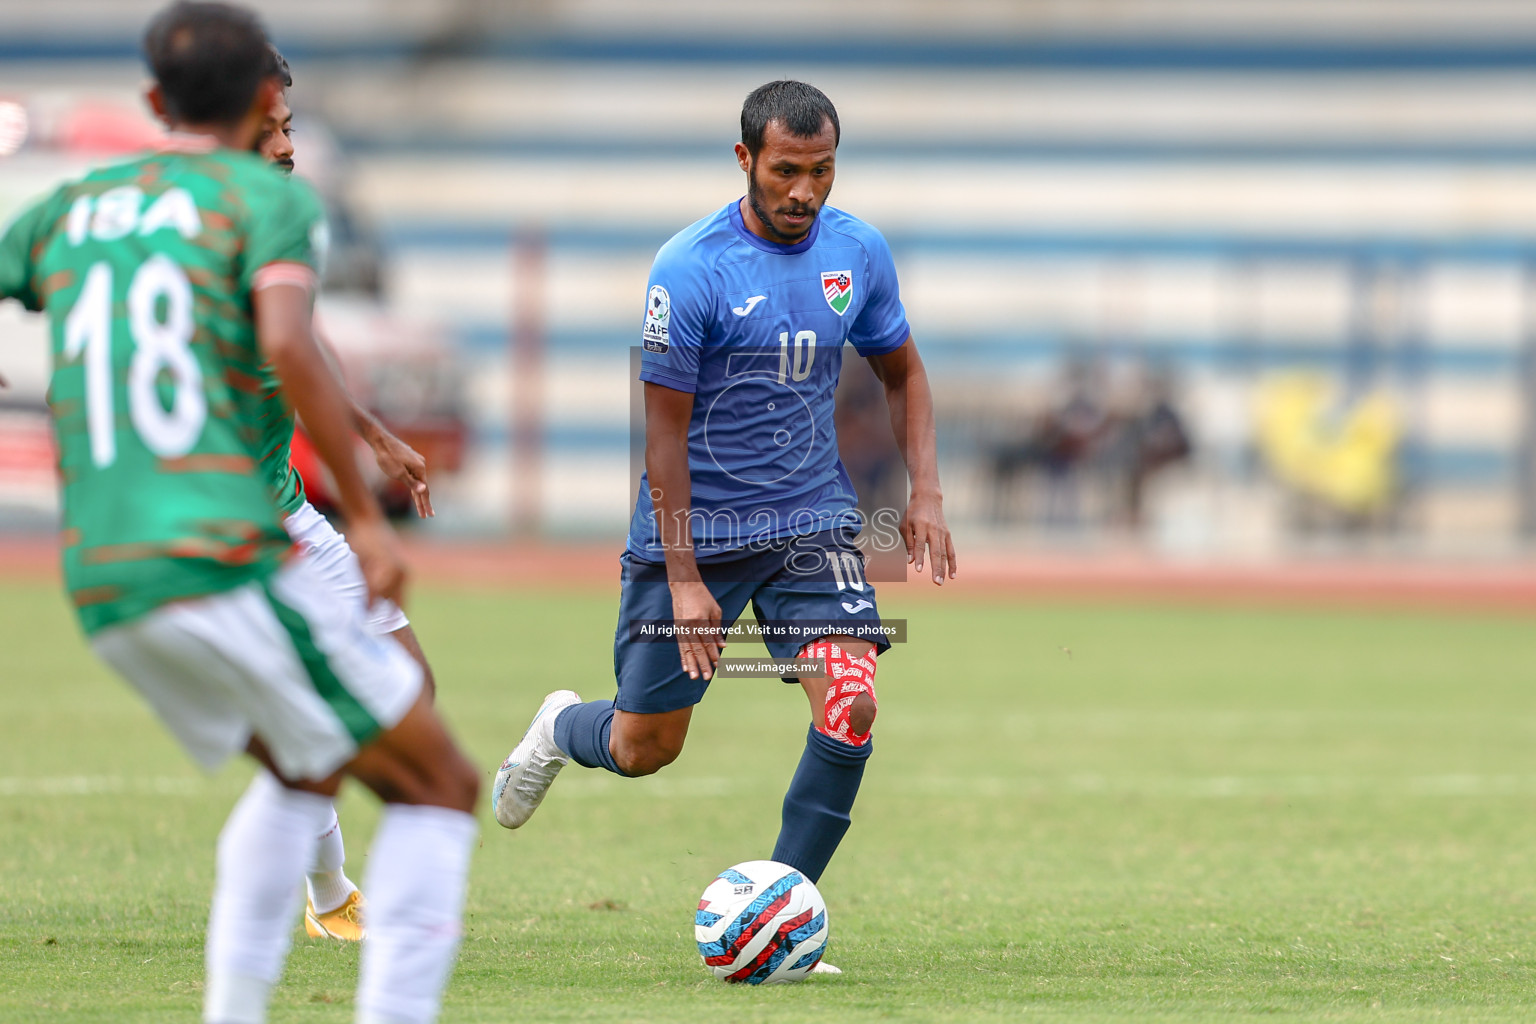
[779,330,816,384]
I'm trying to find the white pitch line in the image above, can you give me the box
[538,773,1536,801]
[0,776,209,797]
[906,774,1536,798]
[7,773,1536,800]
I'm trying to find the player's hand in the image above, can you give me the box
[369,428,434,518]
[345,516,409,608]
[902,490,957,586]
[669,579,724,681]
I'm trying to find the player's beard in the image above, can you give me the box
[747,163,828,244]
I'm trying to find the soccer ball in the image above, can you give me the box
[694,860,829,984]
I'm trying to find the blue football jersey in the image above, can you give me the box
[627,200,911,560]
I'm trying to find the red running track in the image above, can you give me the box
[2,535,1533,611]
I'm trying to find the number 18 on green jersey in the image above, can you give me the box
[0,139,327,633]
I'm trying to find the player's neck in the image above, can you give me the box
[163,121,258,153]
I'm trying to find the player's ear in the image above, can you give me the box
[145,83,170,125]
[734,142,751,174]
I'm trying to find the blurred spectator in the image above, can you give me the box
[1106,366,1192,527]
[986,358,1190,530]
[988,358,1112,526]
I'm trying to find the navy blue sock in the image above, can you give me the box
[771,726,871,883]
[553,700,627,776]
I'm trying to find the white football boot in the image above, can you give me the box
[809,960,842,976]
[492,690,581,829]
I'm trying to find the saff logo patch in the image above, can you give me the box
[643,284,671,353]
[821,271,852,316]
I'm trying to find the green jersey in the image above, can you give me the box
[0,139,327,633]
[256,341,306,516]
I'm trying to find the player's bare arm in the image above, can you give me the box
[256,44,437,733]
[313,328,435,517]
[250,53,432,519]
[297,347,437,519]
[645,380,724,681]
[869,337,955,585]
[255,282,406,606]
[355,406,434,517]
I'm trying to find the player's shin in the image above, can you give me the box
[355,804,477,1024]
[307,806,358,915]
[771,725,871,883]
[205,771,333,1024]
[770,641,878,883]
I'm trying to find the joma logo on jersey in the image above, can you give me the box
[821,270,852,315]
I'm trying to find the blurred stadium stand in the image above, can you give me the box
[4,0,1536,560]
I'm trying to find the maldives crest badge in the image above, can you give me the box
[821,270,852,315]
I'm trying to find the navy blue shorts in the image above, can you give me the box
[612,530,888,715]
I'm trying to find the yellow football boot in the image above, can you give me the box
[304,890,365,941]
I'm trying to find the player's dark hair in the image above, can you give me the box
[740,80,840,157]
[269,44,292,89]
[143,1,276,125]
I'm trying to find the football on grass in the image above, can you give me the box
[694,860,829,983]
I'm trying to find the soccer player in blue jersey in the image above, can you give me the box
[493,80,955,971]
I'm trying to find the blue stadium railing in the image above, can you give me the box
[389,223,1534,492]
[10,33,1536,71]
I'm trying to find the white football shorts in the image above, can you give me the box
[283,501,410,635]
[90,555,423,781]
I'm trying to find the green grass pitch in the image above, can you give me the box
[5,576,1536,1022]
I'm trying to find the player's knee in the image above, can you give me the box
[416,739,479,811]
[802,639,879,747]
[351,732,479,812]
[445,751,480,811]
[610,710,689,776]
[849,692,877,737]
[612,737,681,777]
[399,752,479,812]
